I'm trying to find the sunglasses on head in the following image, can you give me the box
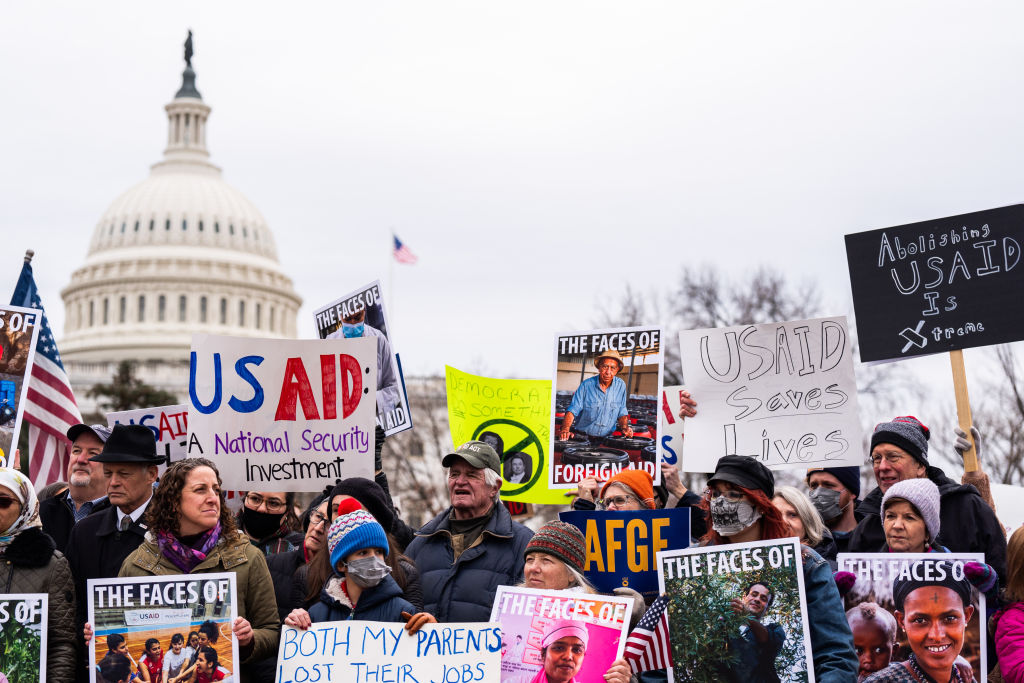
[0,497,20,510]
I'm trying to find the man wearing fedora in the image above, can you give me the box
[64,424,162,680]
[558,348,633,442]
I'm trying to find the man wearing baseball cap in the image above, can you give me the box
[558,348,634,442]
[39,423,112,553]
[406,440,533,622]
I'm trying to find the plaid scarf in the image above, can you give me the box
[157,522,222,573]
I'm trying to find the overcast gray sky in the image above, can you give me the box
[4,1,1023,406]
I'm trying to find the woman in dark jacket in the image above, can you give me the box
[267,494,330,620]
[285,500,433,628]
[0,467,76,681]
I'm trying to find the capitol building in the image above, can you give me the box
[59,51,302,411]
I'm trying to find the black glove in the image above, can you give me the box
[374,426,386,473]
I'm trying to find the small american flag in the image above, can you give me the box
[624,594,673,673]
[392,234,418,264]
[10,256,83,488]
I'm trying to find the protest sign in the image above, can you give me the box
[0,594,47,683]
[188,334,377,491]
[837,552,986,682]
[107,403,188,465]
[490,587,632,683]
[446,365,565,505]
[658,538,813,683]
[313,280,412,436]
[659,385,687,468]
[551,326,663,488]
[88,574,238,683]
[0,305,40,466]
[678,316,862,473]
[275,621,501,683]
[845,205,1024,362]
[560,508,690,602]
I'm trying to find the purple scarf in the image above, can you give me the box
[157,522,222,573]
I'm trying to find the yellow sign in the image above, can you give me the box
[445,365,566,504]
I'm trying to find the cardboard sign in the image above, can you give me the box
[845,205,1024,361]
[658,538,814,683]
[837,552,986,682]
[559,509,690,602]
[551,327,664,488]
[0,305,41,466]
[88,574,238,683]
[0,593,47,683]
[187,334,377,491]
[446,365,566,505]
[275,621,501,683]
[313,280,413,436]
[678,316,862,472]
[490,587,633,683]
[107,403,188,465]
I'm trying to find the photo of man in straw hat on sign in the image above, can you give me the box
[558,348,633,442]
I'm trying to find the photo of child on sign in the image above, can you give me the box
[550,327,663,489]
[87,574,238,683]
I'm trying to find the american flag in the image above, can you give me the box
[392,234,418,264]
[10,257,82,488]
[624,594,673,673]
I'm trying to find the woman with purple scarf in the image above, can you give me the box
[118,458,280,675]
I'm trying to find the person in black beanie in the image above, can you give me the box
[806,466,862,554]
[847,416,1006,582]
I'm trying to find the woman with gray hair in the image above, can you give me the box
[773,485,837,567]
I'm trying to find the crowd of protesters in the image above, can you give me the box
[3,385,1023,683]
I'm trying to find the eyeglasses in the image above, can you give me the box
[597,495,637,510]
[244,493,287,512]
[869,453,907,467]
[709,490,746,502]
[309,511,328,527]
[0,496,20,510]
[598,363,619,371]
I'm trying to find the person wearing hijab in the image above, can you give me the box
[864,560,975,683]
[0,467,76,680]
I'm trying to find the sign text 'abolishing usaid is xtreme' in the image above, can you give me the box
[678,316,863,473]
[187,334,377,491]
[845,204,1024,362]
[551,326,663,488]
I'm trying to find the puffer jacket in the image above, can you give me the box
[120,530,280,665]
[308,574,414,623]
[994,601,1024,683]
[0,527,76,681]
[848,465,1007,580]
[406,502,533,622]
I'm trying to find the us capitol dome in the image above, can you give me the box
[59,41,302,409]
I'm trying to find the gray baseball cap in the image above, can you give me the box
[442,440,501,475]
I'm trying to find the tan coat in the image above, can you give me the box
[119,530,280,663]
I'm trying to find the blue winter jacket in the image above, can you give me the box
[406,502,533,622]
[308,573,414,623]
[800,545,858,683]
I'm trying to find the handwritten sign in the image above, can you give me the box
[446,365,565,504]
[560,509,690,602]
[187,334,377,491]
[107,403,188,465]
[88,574,238,683]
[845,205,1024,361]
[658,538,813,682]
[489,587,632,683]
[0,593,47,683]
[678,316,863,472]
[0,305,40,466]
[275,621,501,683]
[551,326,663,488]
[313,280,413,436]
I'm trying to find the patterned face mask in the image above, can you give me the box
[709,496,762,536]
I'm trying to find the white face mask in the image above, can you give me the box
[710,497,762,536]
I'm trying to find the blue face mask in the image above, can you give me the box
[341,322,365,338]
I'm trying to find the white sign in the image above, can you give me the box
[678,316,863,472]
[275,621,502,683]
[107,403,189,464]
[187,334,377,491]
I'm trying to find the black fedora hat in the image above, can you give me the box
[89,424,162,464]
